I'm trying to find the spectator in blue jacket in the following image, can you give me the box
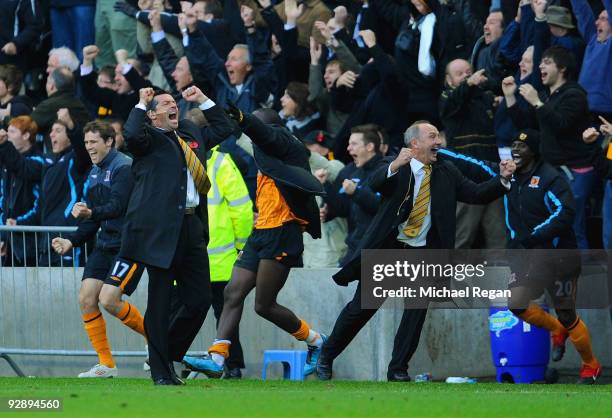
[12,108,91,266]
[0,116,43,266]
[182,5,277,113]
[500,1,585,69]
[570,0,612,118]
[127,0,241,60]
[538,4,585,66]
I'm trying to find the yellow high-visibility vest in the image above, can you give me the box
[206,146,253,282]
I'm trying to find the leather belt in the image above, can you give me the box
[184,207,196,215]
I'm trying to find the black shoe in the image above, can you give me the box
[388,371,411,382]
[168,362,186,386]
[153,378,180,385]
[316,353,333,380]
[224,368,242,379]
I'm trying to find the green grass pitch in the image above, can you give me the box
[0,378,610,418]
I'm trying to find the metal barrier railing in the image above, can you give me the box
[0,226,205,377]
[0,225,85,268]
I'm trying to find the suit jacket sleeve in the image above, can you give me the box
[368,158,400,198]
[124,107,153,156]
[241,113,305,160]
[438,149,498,183]
[161,13,182,37]
[81,70,116,109]
[123,66,151,92]
[247,30,277,105]
[184,30,226,85]
[450,162,508,204]
[201,105,235,150]
[152,36,180,93]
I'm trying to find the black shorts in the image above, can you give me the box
[82,248,118,281]
[508,250,581,309]
[105,257,145,296]
[234,222,304,273]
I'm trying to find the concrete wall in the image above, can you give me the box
[0,267,610,380]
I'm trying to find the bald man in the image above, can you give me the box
[439,58,506,250]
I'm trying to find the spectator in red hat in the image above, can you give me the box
[302,129,334,160]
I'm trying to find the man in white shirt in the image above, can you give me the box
[316,121,515,382]
[115,86,235,385]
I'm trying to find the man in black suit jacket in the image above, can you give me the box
[316,121,516,382]
[116,86,234,385]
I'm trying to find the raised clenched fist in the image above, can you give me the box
[82,45,100,66]
[182,86,209,104]
[56,108,74,130]
[139,87,155,106]
[501,76,517,97]
[359,30,376,48]
[52,237,73,255]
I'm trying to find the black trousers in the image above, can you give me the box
[211,281,245,369]
[321,281,427,378]
[145,214,212,380]
[323,239,429,378]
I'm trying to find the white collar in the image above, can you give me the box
[410,158,426,175]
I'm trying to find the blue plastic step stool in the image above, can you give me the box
[262,350,307,381]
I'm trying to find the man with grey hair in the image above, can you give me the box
[47,47,81,74]
[316,121,516,382]
[181,5,276,112]
[31,67,90,138]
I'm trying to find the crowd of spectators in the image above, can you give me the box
[0,0,610,267]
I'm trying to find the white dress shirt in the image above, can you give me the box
[134,100,216,209]
[387,158,511,248]
[388,159,431,247]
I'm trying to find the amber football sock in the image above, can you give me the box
[518,304,565,335]
[567,318,599,369]
[117,301,145,337]
[291,319,322,347]
[83,311,115,368]
[209,340,231,366]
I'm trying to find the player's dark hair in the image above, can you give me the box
[83,119,116,146]
[542,45,577,81]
